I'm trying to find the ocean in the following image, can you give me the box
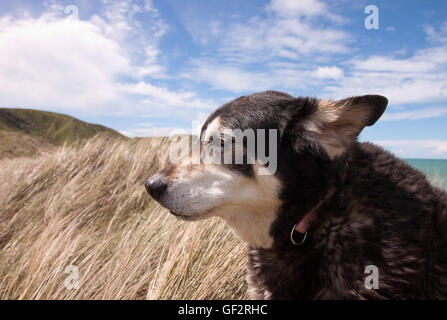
[405,159,447,191]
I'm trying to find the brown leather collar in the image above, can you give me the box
[290,186,338,246]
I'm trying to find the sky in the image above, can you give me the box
[0,0,447,159]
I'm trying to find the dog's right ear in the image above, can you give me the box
[300,95,388,159]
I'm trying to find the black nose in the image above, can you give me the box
[145,174,167,200]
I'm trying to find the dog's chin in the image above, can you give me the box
[169,210,211,221]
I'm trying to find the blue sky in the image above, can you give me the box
[0,0,447,158]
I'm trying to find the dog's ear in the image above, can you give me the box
[303,95,388,158]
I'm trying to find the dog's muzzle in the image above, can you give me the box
[145,173,168,200]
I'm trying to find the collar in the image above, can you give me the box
[290,160,348,246]
[290,186,338,246]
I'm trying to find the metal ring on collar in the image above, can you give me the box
[290,224,307,246]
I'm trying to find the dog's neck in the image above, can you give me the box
[217,202,282,249]
[221,181,343,250]
[271,158,349,250]
[294,186,338,234]
[220,157,349,250]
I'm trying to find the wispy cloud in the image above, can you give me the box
[382,107,447,121]
[119,81,217,110]
[182,61,344,93]
[120,112,208,137]
[313,66,344,80]
[187,0,349,63]
[323,20,447,106]
[180,0,349,92]
[181,2,447,111]
[325,45,447,105]
[375,139,447,158]
[120,126,189,137]
[425,21,447,44]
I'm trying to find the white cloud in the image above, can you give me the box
[326,46,447,105]
[216,15,349,63]
[120,126,190,137]
[0,2,215,118]
[181,0,349,65]
[349,56,435,73]
[183,11,447,110]
[382,107,447,121]
[120,81,217,110]
[268,0,346,23]
[325,21,447,105]
[375,139,447,159]
[313,66,344,80]
[120,112,208,137]
[268,0,327,17]
[0,15,129,113]
[182,63,270,92]
[183,60,344,93]
[425,21,447,44]
[177,0,352,93]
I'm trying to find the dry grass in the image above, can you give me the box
[430,171,446,190]
[0,134,248,300]
[0,130,56,159]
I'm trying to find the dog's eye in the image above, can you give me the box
[206,133,226,147]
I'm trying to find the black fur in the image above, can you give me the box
[200,91,447,299]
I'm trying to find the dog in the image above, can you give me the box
[145,91,447,299]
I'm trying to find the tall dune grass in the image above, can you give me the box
[2,134,446,300]
[0,134,248,299]
[429,171,446,190]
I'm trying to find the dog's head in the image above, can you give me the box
[145,91,387,249]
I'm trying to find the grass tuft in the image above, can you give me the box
[0,135,247,300]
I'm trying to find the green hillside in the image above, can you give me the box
[0,108,124,146]
[0,108,126,159]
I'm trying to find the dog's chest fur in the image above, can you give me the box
[246,143,447,299]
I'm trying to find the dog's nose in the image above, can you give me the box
[145,174,167,200]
